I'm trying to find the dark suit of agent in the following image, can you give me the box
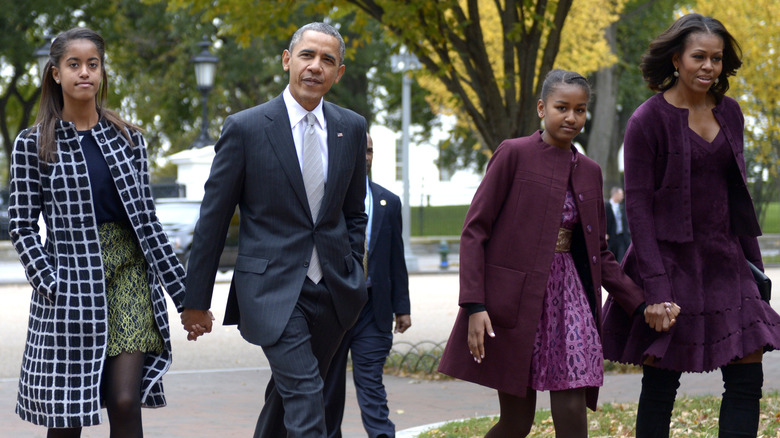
[324,134,411,437]
[181,22,368,437]
[605,186,630,263]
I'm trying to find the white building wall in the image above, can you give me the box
[368,124,481,207]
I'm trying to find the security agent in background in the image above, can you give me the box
[323,133,411,438]
[605,186,631,263]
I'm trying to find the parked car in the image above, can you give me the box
[0,205,8,241]
[0,195,9,240]
[155,198,239,272]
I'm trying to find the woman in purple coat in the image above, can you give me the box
[601,14,780,437]
[438,70,677,437]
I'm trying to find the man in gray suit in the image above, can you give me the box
[181,22,368,437]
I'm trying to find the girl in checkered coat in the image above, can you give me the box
[9,27,199,437]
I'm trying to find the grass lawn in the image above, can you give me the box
[417,392,780,437]
[410,202,779,237]
[763,202,779,234]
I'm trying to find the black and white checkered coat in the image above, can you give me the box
[9,118,186,428]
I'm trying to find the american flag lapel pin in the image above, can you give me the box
[337,132,343,137]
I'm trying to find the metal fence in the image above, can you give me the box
[383,340,447,378]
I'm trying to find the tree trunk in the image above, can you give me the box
[587,21,622,197]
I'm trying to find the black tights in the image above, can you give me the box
[485,388,588,437]
[636,363,763,438]
[47,351,146,438]
[636,365,682,438]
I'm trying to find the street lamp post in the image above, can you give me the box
[34,36,52,79]
[190,38,218,149]
[391,48,421,272]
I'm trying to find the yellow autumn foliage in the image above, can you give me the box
[419,0,627,139]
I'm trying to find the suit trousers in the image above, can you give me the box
[254,278,346,438]
[608,233,630,263]
[324,294,395,438]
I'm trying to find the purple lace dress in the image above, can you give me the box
[530,188,603,391]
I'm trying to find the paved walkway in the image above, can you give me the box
[1,242,779,436]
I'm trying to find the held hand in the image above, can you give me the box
[182,309,215,341]
[644,302,681,332]
[666,302,681,322]
[467,311,495,364]
[394,314,411,334]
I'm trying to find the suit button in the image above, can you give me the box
[303,262,309,268]
[578,194,584,201]
[592,255,597,264]
[586,225,592,233]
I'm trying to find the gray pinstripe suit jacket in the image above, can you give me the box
[10,119,186,428]
[184,94,368,346]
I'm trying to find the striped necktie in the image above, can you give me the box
[302,112,324,283]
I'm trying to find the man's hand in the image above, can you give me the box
[467,311,495,364]
[181,308,215,341]
[644,302,681,332]
[394,314,411,334]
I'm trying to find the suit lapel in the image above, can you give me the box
[264,97,311,218]
[368,182,386,258]
[321,102,344,221]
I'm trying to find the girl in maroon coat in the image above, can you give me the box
[601,14,780,437]
[438,70,679,436]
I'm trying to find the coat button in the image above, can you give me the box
[578,194,584,201]
[586,225,592,233]
[592,255,597,264]
[303,261,310,268]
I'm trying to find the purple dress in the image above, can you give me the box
[613,128,780,371]
[530,187,603,390]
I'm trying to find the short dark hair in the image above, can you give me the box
[289,22,346,65]
[640,13,741,99]
[540,69,591,102]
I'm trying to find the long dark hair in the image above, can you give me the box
[640,13,741,99]
[32,27,138,162]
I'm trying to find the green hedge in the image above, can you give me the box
[410,202,780,237]
[763,202,779,233]
[410,205,469,237]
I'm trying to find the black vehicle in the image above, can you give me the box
[0,193,9,241]
[155,198,239,272]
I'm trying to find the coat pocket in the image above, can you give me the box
[234,255,268,274]
[344,254,354,273]
[484,264,527,329]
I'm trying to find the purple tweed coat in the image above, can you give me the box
[601,93,780,371]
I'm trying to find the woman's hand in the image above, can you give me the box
[644,302,681,332]
[182,309,216,341]
[467,311,495,363]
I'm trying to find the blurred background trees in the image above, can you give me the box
[0,0,777,226]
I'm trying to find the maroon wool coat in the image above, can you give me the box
[438,131,644,410]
